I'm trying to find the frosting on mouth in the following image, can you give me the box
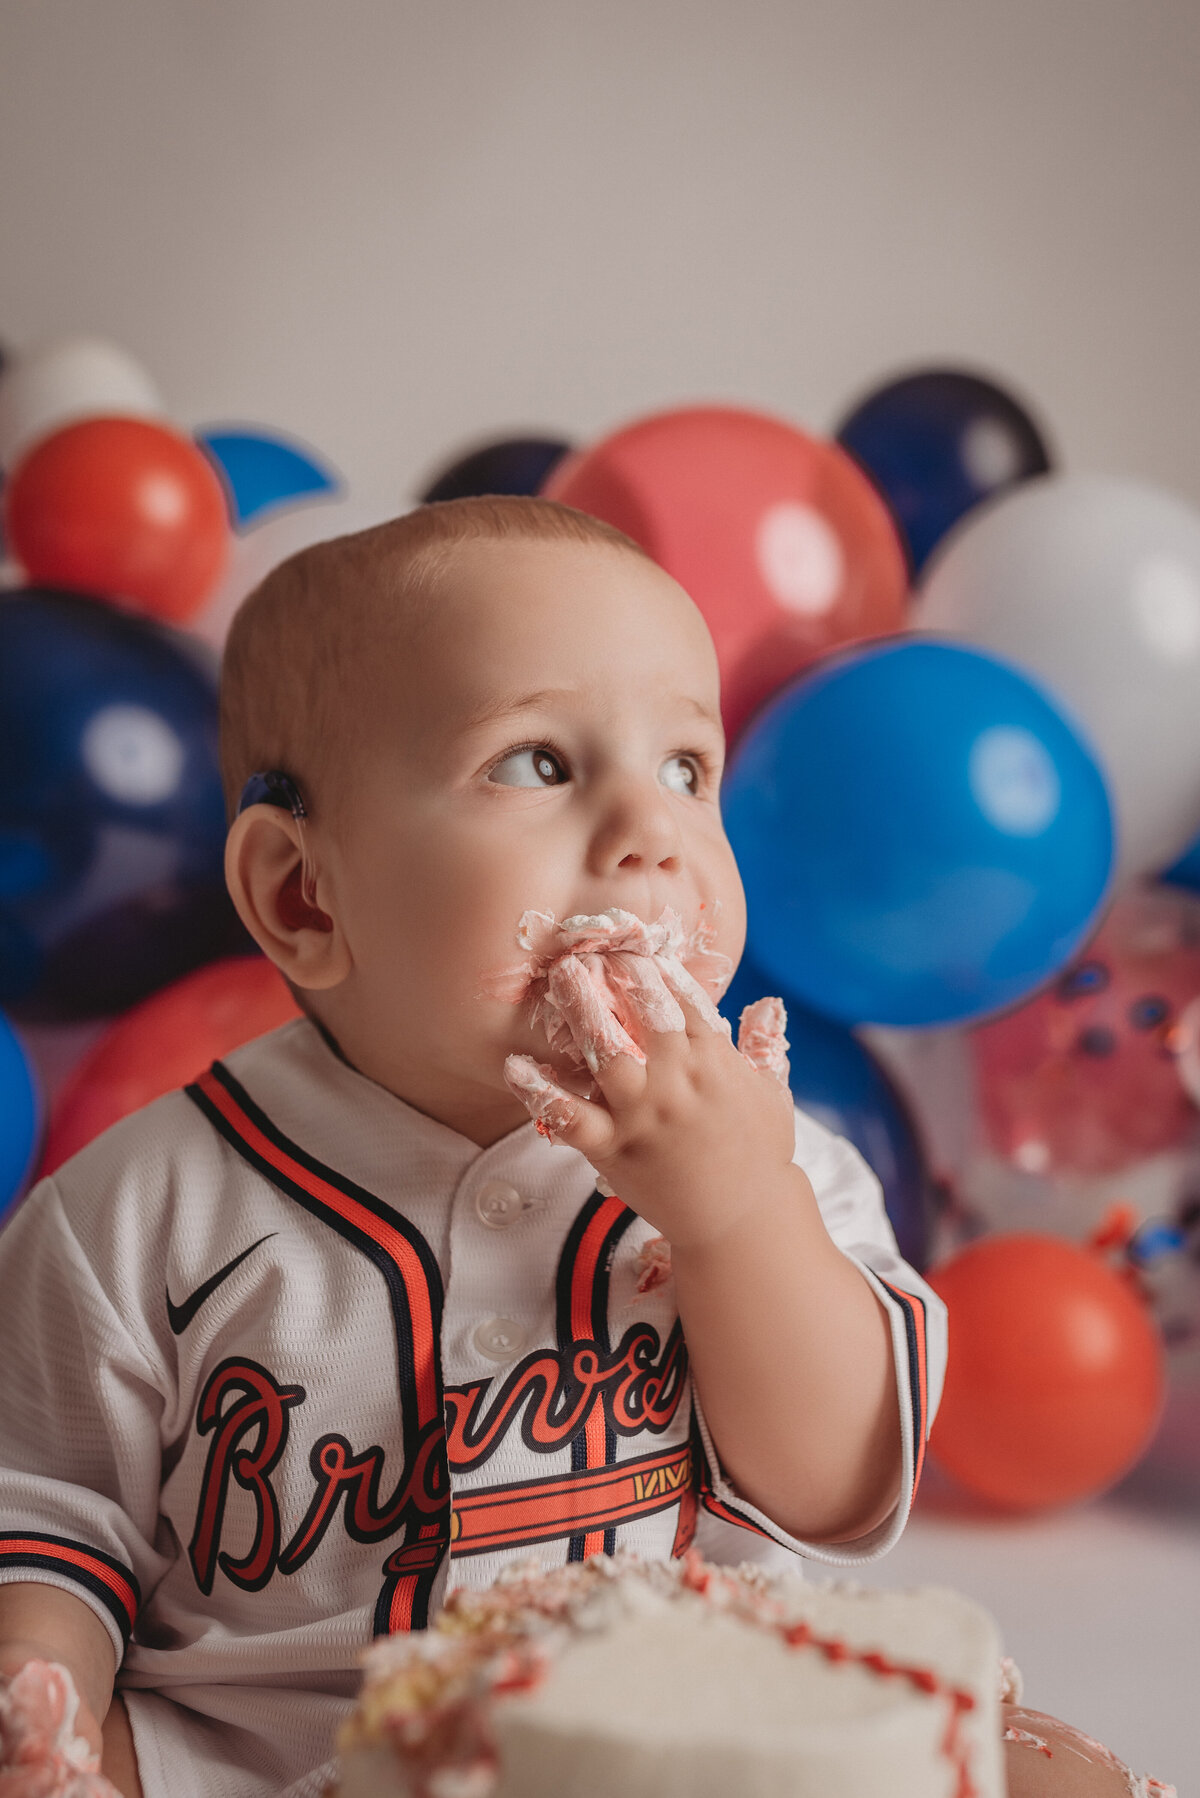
[479,902,734,1084]
[483,903,789,1146]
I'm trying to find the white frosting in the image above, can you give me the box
[336,1554,1005,1798]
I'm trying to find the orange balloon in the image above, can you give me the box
[927,1233,1165,1511]
[544,405,909,745]
[4,415,230,624]
[40,957,300,1175]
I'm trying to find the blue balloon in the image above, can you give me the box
[420,436,572,504]
[722,638,1114,1028]
[836,368,1052,573]
[720,955,932,1270]
[0,589,247,1019]
[197,428,339,529]
[0,1012,40,1221]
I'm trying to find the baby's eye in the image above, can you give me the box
[661,754,702,797]
[487,744,568,787]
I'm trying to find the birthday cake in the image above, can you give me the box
[333,1552,1005,1798]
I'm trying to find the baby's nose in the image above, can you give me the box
[592,779,684,875]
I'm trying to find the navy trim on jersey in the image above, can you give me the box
[186,1062,450,1633]
[555,1191,637,1560]
[0,1531,141,1648]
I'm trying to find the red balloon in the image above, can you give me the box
[544,405,908,745]
[39,957,300,1175]
[4,415,230,624]
[927,1234,1165,1510]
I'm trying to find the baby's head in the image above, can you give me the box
[221,497,747,1146]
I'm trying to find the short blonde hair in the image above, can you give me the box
[218,495,648,821]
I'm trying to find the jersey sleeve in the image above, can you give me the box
[0,1175,174,1664]
[690,1103,948,1569]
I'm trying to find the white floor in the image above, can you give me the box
[865,1457,1199,1793]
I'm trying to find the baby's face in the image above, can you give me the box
[317,536,747,1146]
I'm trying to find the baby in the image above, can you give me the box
[0,498,1159,1798]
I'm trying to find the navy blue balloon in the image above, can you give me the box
[720,955,932,1270]
[0,589,247,1019]
[0,1011,40,1221]
[722,637,1114,1028]
[420,436,572,504]
[1162,829,1200,896]
[836,368,1052,573]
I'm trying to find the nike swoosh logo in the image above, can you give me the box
[166,1235,276,1335]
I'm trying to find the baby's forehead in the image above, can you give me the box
[320,532,720,755]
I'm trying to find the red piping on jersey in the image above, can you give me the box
[188,1063,449,1635]
[569,1195,627,1557]
[0,1535,138,1637]
[193,1068,439,1424]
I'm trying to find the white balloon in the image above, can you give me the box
[0,335,165,469]
[917,474,1200,880]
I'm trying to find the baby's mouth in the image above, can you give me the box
[476,901,734,1087]
[476,900,730,1009]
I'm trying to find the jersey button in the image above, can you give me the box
[473,1317,527,1362]
[475,1180,524,1228]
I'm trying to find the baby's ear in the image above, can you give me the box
[224,805,351,990]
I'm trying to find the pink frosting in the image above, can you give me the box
[483,904,734,1080]
[0,1660,119,1798]
[633,1236,672,1294]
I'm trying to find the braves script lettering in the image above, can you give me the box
[188,1322,687,1595]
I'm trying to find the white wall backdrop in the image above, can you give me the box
[2,0,1198,516]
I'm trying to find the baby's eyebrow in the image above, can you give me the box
[461,687,580,732]
[460,688,721,733]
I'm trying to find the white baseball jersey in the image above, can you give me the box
[0,1018,946,1798]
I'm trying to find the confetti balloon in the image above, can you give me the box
[544,405,908,746]
[5,416,230,624]
[835,367,1052,573]
[927,1233,1165,1510]
[971,885,1200,1178]
[39,957,299,1175]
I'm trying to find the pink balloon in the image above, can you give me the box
[545,405,909,746]
[971,887,1200,1177]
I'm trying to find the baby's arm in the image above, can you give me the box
[0,1582,116,1758]
[669,1157,902,1541]
[0,1172,169,1795]
[508,965,937,1545]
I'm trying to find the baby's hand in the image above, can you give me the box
[504,958,795,1248]
[0,1660,119,1797]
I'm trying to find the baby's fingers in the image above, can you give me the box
[735,995,791,1089]
[600,950,686,1040]
[504,1054,616,1159]
[655,955,733,1039]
